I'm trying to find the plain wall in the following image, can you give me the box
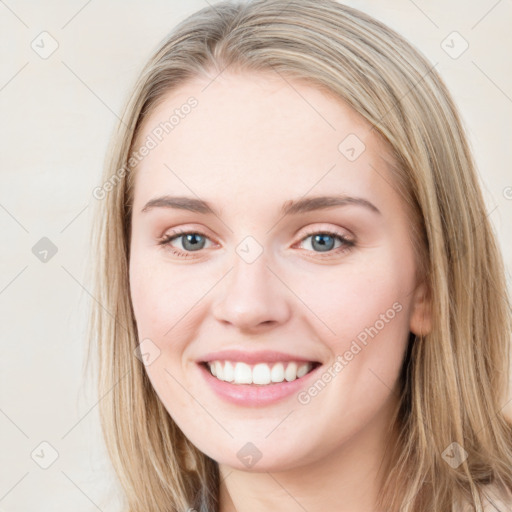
[1,1,511,511]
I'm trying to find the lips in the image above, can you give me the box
[197,349,320,365]
[196,355,323,406]
[196,349,321,388]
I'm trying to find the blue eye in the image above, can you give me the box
[158,230,212,258]
[158,228,355,259]
[302,233,340,252]
[297,229,355,257]
[174,232,207,251]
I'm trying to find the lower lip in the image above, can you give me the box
[197,362,322,406]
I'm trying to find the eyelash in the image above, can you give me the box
[157,227,355,260]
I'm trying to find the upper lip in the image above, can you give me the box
[197,350,321,365]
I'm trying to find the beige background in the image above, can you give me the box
[0,1,511,511]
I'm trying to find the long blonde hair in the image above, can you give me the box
[87,1,512,510]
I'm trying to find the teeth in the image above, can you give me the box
[206,360,313,385]
[297,363,309,378]
[214,361,224,380]
[285,362,298,382]
[234,362,252,384]
[253,363,271,385]
[271,362,285,383]
[223,361,235,382]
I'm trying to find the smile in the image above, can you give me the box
[205,360,319,385]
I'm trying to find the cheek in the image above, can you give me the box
[296,253,414,395]
[304,266,411,344]
[129,260,196,406]
[129,264,162,336]
[295,270,411,431]
[129,256,216,378]
[129,256,196,336]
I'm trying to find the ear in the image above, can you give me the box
[409,280,431,336]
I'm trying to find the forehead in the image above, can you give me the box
[131,71,396,211]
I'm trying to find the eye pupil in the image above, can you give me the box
[312,234,335,252]
[182,233,205,251]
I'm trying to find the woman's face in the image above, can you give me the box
[129,71,430,472]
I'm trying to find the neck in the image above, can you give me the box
[218,396,400,512]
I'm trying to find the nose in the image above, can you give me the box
[211,252,292,333]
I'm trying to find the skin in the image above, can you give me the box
[128,70,431,512]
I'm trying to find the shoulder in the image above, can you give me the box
[455,484,512,512]
[480,484,512,511]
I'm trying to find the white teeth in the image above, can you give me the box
[214,361,224,380]
[252,363,271,385]
[284,362,298,382]
[223,361,235,382]
[271,362,285,383]
[234,362,252,384]
[297,363,310,378]
[206,360,314,385]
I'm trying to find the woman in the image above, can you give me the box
[88,1,512,510]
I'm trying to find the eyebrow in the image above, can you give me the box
[140,194,381,217]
